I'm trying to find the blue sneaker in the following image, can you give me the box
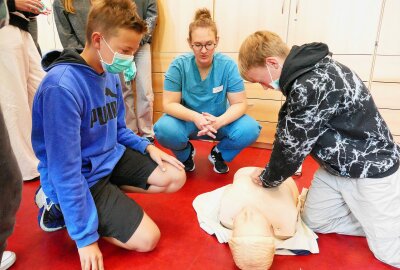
[35,186,66,232]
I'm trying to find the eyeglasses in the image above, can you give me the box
[191,43,217,52]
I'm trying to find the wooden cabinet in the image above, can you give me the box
[152,0,213,53]
[214,0,289,52]
[376,0,400,55]
[369,0,400,138]
[286,0,382,55]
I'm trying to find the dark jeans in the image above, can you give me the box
[0,106,22,258]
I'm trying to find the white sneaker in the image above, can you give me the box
[0,251,16,270]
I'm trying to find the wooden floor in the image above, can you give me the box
[6,140,396,269]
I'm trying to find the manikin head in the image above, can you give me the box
[229,207,275,270]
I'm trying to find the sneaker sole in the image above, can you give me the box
[208,154,229,174]
[0,252,16,270]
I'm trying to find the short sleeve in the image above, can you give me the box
[164,60,183,92]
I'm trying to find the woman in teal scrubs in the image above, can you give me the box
[154,8,260,174]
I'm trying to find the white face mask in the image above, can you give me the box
[266,64,280,90]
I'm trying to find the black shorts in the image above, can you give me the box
[90,148,158,243]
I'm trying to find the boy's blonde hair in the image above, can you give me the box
[86,0,148,44]
[239,31,289,81]
[188,8,218,41]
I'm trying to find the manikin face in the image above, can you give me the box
[246,60,281,90]
[97,28,142,65]
[188,27,219,68]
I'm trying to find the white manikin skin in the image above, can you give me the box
[219,167,299,239]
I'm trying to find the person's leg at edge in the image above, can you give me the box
[120,73,138,133]
[0,106,22,268]
[134,43,154,138]
[339,167,400,268]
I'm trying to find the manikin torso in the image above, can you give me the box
[219,167,299,239]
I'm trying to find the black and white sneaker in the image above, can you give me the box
[183,141,196,172]
[208,146,229,174]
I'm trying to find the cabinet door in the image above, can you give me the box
[287,0,382,54]
[373,0,400,82]
[376,0,400,55]
[214,0,289,52]
[373,56,400,83]
[152,0,213,52]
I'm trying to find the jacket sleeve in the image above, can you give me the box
[260,77,337,188]
[41,86,99,248]
[141,0,158,44]
[53,0,82,49]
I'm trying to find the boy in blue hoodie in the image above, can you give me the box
[32,0,186,269]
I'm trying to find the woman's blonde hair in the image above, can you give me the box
[63,0,75,13]
[86,0,147,44]
[238,31,289,81]
[188,8,218,41]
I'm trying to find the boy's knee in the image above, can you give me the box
[126,228,161,252]
[136,232,160,252]
[165,169,186,193]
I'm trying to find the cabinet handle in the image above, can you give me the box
[296,0,300,14]
[281,0,286,14]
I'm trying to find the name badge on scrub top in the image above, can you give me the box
[213,85,224,94]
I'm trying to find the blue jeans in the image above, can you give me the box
[154,114,261,162]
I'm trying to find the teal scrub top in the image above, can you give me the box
[164,52,244,117]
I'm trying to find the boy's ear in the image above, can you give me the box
[265,57,279,68]
[92,32,102,50]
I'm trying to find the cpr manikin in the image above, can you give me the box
[219,167,301,270]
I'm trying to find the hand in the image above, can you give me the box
[146,144,184,172]
[78,242,104,270]
[15,0,44,14]
[201,112,222,129]
[250,167,264,186]
[193,113,212,130]
[195,112,218,139]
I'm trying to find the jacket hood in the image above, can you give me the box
[41,49,88,71]
[280,42,330,96]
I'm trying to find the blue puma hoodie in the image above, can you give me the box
[32,49,150,248]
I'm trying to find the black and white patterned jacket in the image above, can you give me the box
[260,43,400,188]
